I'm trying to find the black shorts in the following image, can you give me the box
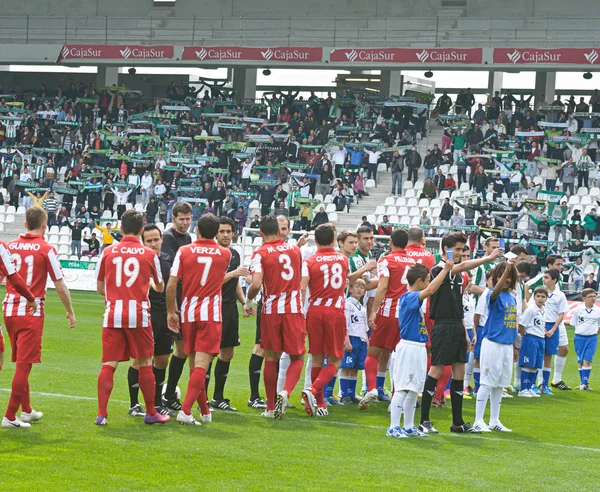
[254,300,263,345]
[221,303,241,349]
[430,320,467,367]
[152,313,173,356]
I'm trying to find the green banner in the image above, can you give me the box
[209,168,228,174]
[54,186,79,196]
[55,120,81,127]
[59,259,96,270]
[75,98,98,105]
[178,186,203,192]
[537,190,565,203]
[251,180,278,186]
[14,180,36,187]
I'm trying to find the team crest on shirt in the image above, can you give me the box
[484,368,490,375]
[409,373,415,382]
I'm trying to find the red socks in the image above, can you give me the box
[21,382,32,414]
[138,365,157,417]
[97,365,116,418]
[311,364,338,407]
[435,365,452,399]
[364,354,379,392]
[196,388,210,415]
[283,359,303,396]
[264,360,278,411]
[182,367,206,415]
[5,363,32,421]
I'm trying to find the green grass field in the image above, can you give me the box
[0,288,599,491]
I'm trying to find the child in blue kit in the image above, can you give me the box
[518,287,547,398]
[571,288,600,391]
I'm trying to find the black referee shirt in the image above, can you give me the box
[222,248,241,304]
[160,227,191,308]
[429,262,464,321]
[149,252,171,313]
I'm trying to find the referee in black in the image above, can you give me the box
[208,217,252,411]
[419,232,502,435]
[161,202,192,410]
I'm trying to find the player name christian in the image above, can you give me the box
[315,254,346,262]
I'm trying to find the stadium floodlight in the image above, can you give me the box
[424,71,434,78]
[584,72,593,80]
[262,69,271,76]
[128,68,136,75]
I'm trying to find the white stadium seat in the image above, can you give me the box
[365,179,376,188]
[385,206,397,216]
[16,206,26,215]
[388,215,399,223]
[5,206,16,214]
[568,195,580,206]
[413,181,424,191]
[375,205,386,215]
[581,196,592,206]
[418,198,429,208]
[430,199,442,209]
[328,212,339,223]
[404,189,416,198]
[58,245,70,255]
[0,214,4,223]
[325,203,336,213]
[409,207,420,217]
[397,206,409,216]
[5,215,15,224]
[59,236,71,245]
[406,198,418,208]
[403,181,413,190]
[384,197,395,206]
[395,197,406,207]
[314,193,324,203]
[577,187,589,197]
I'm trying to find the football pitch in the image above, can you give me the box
[0,289,599,491]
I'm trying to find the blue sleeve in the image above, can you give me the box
[405,291,421,312]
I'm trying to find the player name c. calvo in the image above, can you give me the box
[181,46,322,63]
[329,48,483,64]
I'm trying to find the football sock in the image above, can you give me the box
[473,368,481,392]
[127,366,140,407]
[390,390,407,429]
[197,387,210,415]
[419,375,438,423]
[304,354,313,389]
[277,353,291,394]
[138,366,157,416]
[21,382,32,415]
[513,363,521,388]
[450,379,465,426]
[165,355,186,400]
[436,366,452,399]
[582,366,592,385]
[542,366,551,388]
[465,354,474,388]
[489,386,503,423]
[263,360,278,411]
[360,370,368,393]
[364,355,378,392]
[312,364,338,397]
[324,376,336,399]
[5,363,31,421]
[475,384,491,422]
[376,372,387,395]
[97,364,116,418]
[536,369,543,386]
[579,367,584,385]
[521,369,533,390]
[182,367,206,415]
[311,367,325,407]
[204,361,212,397]
[349,377,358,397]
[213,358,230,401]
[283,358,304,396]
[552,356,566,384]
[403,391,418,429]
[339,376,349,399]
[249,354,264,400]
[153,367,166,407]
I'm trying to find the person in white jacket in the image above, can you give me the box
[140,169,153,206]
[241,157,256,190]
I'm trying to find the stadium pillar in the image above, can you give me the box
[96,66,119,87]
[488,71,503,97]
[534,71,556,105]
[380,70,403,98]
[233,68,257,100]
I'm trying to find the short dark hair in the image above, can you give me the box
[356,225,373,237]
[533,286,548,298]
[337,230,357,244]
[407,226,423,244]
[546,254,562,267]
[510,244,527,257]
[582,288,597,298]
[314,224,335,246]
[172,202,192,217]
[142,224,162,239]
[485,237,499,247]
[197,213,219,239]
[390,229,408,249]
[544,268,560,282]
[219,216,236,231]
[441,232,467,254]
[406,264,429,286]
[260,214,279,236]
[121,210,145,235]
[516,260,531,276]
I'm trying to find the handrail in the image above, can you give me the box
[0,15,599,47]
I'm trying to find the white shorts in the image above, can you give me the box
[480,338,513,388]
[391,339,427,393]
[559,323,569,347]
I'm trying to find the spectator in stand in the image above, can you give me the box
[146,196,158,224]
[423,149,437,181]
[317,163,334,197]
[312,206,328,228]
[43,191,59,225]
[439,198,453,226]
[419,177,437,200]
[419,210,431,231]
[390,150,403,196]
[577,148,594,189]
[584,208,598,240]
[233,206,246,235]
[377,216,392,236]
[584,273,598,291]
[67,219,84,257]
[365,146,382,182]
[472,165,489,202]
[433,168,445,194]
[560,157,578,196]
[450,207,466,228]
[443,174,457,195]
[83,232,100,256]
[404,144,422,183]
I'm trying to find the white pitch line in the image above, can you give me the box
[1,388,599,454]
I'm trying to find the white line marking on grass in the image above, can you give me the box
[2,388,599,454]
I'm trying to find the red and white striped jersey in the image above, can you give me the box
[0,241,17,278]
[170,239,231,323]
[3,233,63,317]
[302,247,348,311]
[376,249,416,318]
[403,243,435,269]
[96,236,162,329]
[250,238,303,315]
